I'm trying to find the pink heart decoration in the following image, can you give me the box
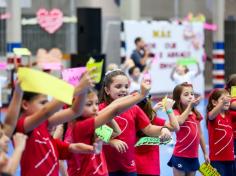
[37,8,63,34]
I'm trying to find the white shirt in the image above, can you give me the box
[173,71,196,85]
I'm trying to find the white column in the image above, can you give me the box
[120,0,140,20]
[212,0,225,88]
[6,0,22,52]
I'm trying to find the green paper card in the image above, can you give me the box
[135,137,171,147]
[86,57,104,83]
[95,125,113,143]
[177,57,197,66]
[231,86,236,97]
[199,163,220,176]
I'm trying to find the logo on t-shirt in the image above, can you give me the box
[177,164,183,168]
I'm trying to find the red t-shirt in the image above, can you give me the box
[99,103,150,173]
[135,116,165,175]
[230,98,236,139]
[70,117,108,176]
[16,116,70,176]
[208,112,234,161]
[173,109,202,158]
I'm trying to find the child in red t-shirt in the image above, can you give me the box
[225,74,236,162]
[135,96,179,176]
[65,79,153,176]
[99,70,172,176]
[206,88,234,176]
[15,71,96,176]
[167,82,209,176]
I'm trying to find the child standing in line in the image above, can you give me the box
[226,74,236,162]
[135,96,179,176]
[99,70,172,176]
[167,82,209,176]
[15,71,96,176]
[65,80,151,176]
[206,88,235,176]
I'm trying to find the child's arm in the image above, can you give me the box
[199,124,210,163]
[94,80,150,128]
[109,119,121,138]
[170,66,176,81]
[69,140,103,154]
[2,133,27,175]
[141,124,171,140]
[48,71,95,128]
[208,96,230,120]
[194,61,201,77]
[162,99,180,131]
[3,81,23,137]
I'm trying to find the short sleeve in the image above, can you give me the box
[53,138,72,160]
[153,116,165,126]
[16,117,26,133]
[134,106,150,130]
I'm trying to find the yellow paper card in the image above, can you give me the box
[86,57,103,83]
[13,48,31,56]
[199,163,221,176]
[161,96,167,111]
[231,86,236,97]
[18,67,74,105]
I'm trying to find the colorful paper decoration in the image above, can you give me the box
[13,48,31,56]
[37,8,63,34]
[36,48,63,70]
[18,67,74,105]
[177,57,197,66]
[135,137,171,147]
[204,23,218,31]
[86,57,104,83]
[62,67,87,86]
[199,163,220,176]
[0,62,7,70]
[95,125,113,143]
[0,12,11,20]
[231,86,236,97]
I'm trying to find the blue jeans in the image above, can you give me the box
[211,161,234,176]
[109,171,137,176]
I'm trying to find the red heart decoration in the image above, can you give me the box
[37,8,63,34]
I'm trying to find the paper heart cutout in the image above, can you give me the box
[37,8,63,34]
[36,48,63,70]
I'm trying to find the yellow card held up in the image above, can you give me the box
[86,57,103,83]
[231,86,236,97]
[18,67,75,105]
[13,48,31,56]
[199,163,221,176]
[161,96,167,111]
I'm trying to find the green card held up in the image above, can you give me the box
[135,137,171,147]
[95,125,113,143]
[177,57,197,66]
[86,57,104,83]
[231,86,236,97]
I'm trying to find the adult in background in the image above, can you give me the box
[130,37,150,72]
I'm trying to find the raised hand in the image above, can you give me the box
[159,127,171,142]
[165,98,175,111]
[140,79,151,97]
[190,96,202,107]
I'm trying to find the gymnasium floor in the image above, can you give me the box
[3,99,208,176]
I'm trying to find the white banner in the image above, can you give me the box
[0,0,31,8]
[122,20,205,95]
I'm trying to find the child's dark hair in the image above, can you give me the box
[134,37,142,45]
[99,70,127,104]
[23,92,40,101]
[206,88,228,113]
[226,74,236,92]
[128,66,137,76]
[172,82,201,119]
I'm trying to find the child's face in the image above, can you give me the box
[132,67,141,79]
[82,92,99,118]
[176,65,186,75]
[22,95,48,115]
[215,93,231,111]
[180,86,194,107]
[105,75,129,101]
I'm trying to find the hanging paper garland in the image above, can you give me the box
[36,8,63,34]
[0,12,11,20]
